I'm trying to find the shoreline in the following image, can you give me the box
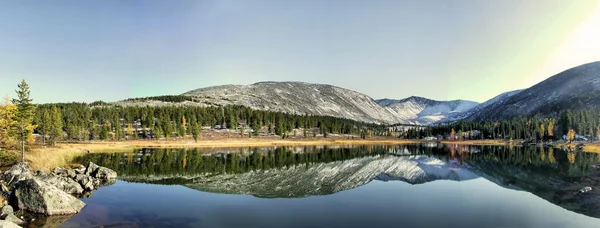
[21,137,510,171]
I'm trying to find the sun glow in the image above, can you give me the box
[529,3,600,85]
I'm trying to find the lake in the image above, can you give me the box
[37,144,600,228]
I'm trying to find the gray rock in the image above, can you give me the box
[74,165,86,175]
[74,174,94,191]
[1,182,9,193]
[94,167,118,180]
[0,220,21,228]
[52,167,68,177]
[67,170,76,179]
[2,213,24,226]
[13,178,86,215]
[2,163,33,188]
[85,162,100,176]
[36,173,84,195]
[1,205,13,217]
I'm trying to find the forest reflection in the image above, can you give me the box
[74,144,600,180]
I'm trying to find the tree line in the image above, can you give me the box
[30,101,387,143]
[402,107,600,142]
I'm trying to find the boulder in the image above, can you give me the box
[12,178,85,215]
[84,162,100,176]
[93,167,118,180]
[36,173,84,195]
[2,163,33,188]
[74,174,94,191]
[0,220,21,228]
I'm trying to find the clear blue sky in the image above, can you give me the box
[1,0,599,103]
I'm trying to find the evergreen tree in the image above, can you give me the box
[191,122,200,142]
[48,106,63,146]
[12,80,36,161]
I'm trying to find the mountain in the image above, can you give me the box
[469,61,600,121]
[182,81,406,124]
[376,96,479,125]
[182,81,482,125]
[461,90,523,118]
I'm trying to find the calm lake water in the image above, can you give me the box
[42,145,600,228]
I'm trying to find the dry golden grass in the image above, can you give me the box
[582,143,600,153]
[25,137,419,171]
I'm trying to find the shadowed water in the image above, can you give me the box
[47,145,600,227]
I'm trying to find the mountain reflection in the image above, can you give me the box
[74,144,600,218]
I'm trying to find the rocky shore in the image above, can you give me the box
[0,162,117,227]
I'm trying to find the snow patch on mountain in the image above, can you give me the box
[376,96,479,125]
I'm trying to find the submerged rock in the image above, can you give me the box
[579,186,592,193]
[12,178,85,215]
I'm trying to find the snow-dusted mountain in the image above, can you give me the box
[376,96,479,125]
[468,61,600,121]
[182,81,406,124]
[181,81,486,125]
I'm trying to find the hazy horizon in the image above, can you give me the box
[1,0,600,103]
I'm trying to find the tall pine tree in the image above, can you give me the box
[12,80,36,161]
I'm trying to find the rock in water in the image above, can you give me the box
[2,163,33,188]
[13,178,85,215]
[74,174,95,191]
[0,220,21,228]
[94,167,118,180]
[579,186,592,193]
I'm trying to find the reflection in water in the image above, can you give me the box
[64,144,600,227]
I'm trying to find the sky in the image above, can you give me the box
[1,0,600,104]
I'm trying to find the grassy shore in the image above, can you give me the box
[15,137,525,171]
[24,137,422,171]
[583,143,600,153]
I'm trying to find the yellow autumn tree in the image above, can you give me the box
[567,129,576,143]
[127,123,134,136]
[182,116,187,131]
[539,123,545,139]
[450,128,456,141]
[0,95,17,147]
[547,119,554,137]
